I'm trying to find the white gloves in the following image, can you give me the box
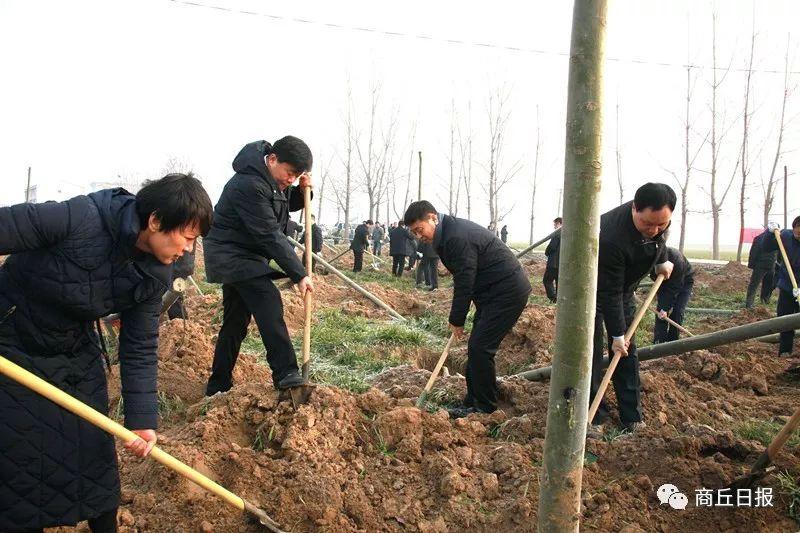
[417,252,423,258]
[793,288,799,298]
[768,221,781,232]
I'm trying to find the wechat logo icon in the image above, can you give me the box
[657,483,688,510]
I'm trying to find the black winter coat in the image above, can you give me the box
[351,224,370,251]
[204,141,308,284]
[748,232,778,270]
[433,214,531,327]
[761,229,800,293]
[597,201,668,337]
[0,189,171,531]
[389,226,414,256]
[653,248,694,311]
[544,232,561,270]
[300,223,323,254]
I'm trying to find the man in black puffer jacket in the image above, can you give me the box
[389,221,414,277]
[203,137,313,396]
[0,175,212,532]
[405,201,531,417]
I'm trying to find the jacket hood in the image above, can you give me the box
[233,141,275,185]
[87,187,172,287]
[88,188,140,252]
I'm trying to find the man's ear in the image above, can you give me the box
[148,213,162,232]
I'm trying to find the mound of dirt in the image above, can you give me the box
[113,383,539,532]
[693,261,751,293]
[108,319,273,409]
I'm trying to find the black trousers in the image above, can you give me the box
[17,508,118,533]
[352,248,364,272]
[746,266,775,308]
[391,255,406,277]
[653,280,694,344]
[463,274,531,412]
[777,288,799,355]
[206,276,298,395]
[416,258,439,289]
[543,267,558,302]
[590,299,641,425]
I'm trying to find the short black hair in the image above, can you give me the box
[366,219,374,225]
[271,135,313,173]
[136,173,213,236]
[397,220,405,227]
[403,201,437,226]
[633,183,677,212]
[793,216,800,229]
[554,217,563,224]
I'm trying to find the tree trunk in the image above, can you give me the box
[529,105,541,245]
[537,1,607,531]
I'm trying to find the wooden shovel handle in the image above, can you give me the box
[302,185,313,378]
[587,274,665,423]
[774,229,799,294]
[416,334,456,407]
[0,354,244,511]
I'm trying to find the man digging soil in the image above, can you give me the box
[404,201,531,418]
[589,183,675,438]
[203,137,314,396]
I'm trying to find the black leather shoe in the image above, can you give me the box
[447,406,481,419]
[276,371,305,390]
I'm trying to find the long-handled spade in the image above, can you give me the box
[587,274,665,424]
[651,305,694,337]
[0,354,285,532]
[774,228,799,302]
[416,333,456,408]
[287,181,316,408]
[723,404,800,491]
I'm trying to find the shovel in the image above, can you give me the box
[416,333,456,408]
[723,404,800,491]
[287,180,316,408]
[0,354,285,532]
[587,274,665,424]
[774,228,799,302]
[652,306,694,337]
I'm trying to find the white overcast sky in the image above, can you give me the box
[0,0,798,247]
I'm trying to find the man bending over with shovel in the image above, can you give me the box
[0,174,213,532]
[589,183,675,438]
[204,137,313,396]
[404,201,531,418]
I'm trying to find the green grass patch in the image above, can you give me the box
[733,419,800,448]
[157,392,186,422]
[301,309,437,392]
[777,471,800,524]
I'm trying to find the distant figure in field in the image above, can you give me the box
[745,228,777,309]
[543,217,562,303]
[760,218,800,357]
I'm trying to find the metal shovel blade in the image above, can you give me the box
[244,500,286,532]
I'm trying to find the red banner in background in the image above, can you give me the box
[740,227,763,244]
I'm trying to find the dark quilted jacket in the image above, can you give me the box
[761,229,800,293]
[0,189,171,531]
[203,140,307,284]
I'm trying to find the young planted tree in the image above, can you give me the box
[485,86,522,230]
[537,1,607,530]
[529,105,541,244]
[615,97,624,203]
[332,84,356,238]
[736,16,756,263]
[706,10,741,260]
[762,36,792,227]
[457,101,474,220]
